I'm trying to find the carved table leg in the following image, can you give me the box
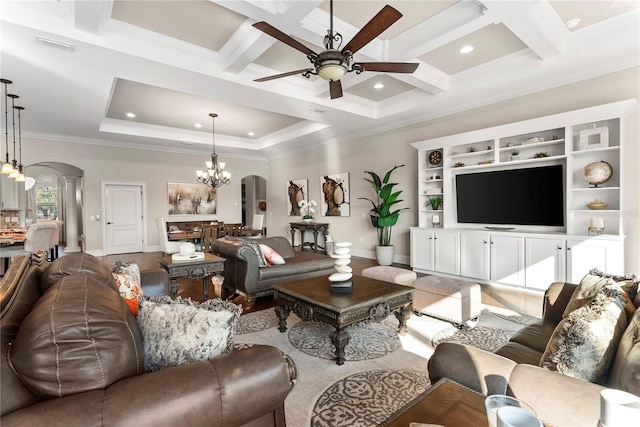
[170,279,179,298]
[275,305,292,333]
[395,303,413,336]
[330,327,351,365]
[202,276,209,301]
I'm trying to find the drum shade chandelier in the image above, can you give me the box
[196,113,230,189]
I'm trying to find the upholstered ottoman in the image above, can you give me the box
[412,276,481,328]
[362,266,417,286]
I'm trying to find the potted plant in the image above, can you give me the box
[428,196,442,210]
[511,150,519,161]
[298,199,317,223]
[360,165,409,265]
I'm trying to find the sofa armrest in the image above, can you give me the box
[1,345,296,427]
[211,239,260,295]
[140,268,170,297]
[428,343,517,396]
[542,281,577,323]
[508,364,603,427]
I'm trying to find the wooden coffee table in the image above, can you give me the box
[158,253,225,300]
[272,275,413,365]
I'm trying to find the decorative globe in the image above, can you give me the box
[583,161,613,187]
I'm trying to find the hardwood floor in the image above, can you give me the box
[99,250,543,317]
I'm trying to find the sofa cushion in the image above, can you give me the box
[540,286,633,384]
[607,308,640,395]
[258,251,334,280]
[8,274,144,398]
[226,237,268,267]
[508,319,558,354]
[112,261,143,316]
[563,269,638,318]
[137,296,242,372]
[41,252,116,293]
[494,341,544,366]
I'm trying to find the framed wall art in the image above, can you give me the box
[167,183,217,215]
[579,127,609,150]
[287,179,307,216]
[321,172,350,217]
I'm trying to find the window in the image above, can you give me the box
[34,173,59,221]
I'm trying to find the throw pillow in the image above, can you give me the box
[563,269,638,318]
[8,274,144,398]
[112,261,143,316]
[226,236,269,267]
[259,244,286,265]
[137,296,242,372]
[540,286,632,384]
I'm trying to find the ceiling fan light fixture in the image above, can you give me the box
[317,62,347,81]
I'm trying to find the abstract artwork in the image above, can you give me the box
[321,173,350,216]
[168,183,217,215]
[287,179,307,216]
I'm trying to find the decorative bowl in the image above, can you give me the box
[587,200,607,210]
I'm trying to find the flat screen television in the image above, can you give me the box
[455,164,564,227]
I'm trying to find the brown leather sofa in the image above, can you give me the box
[1,253,297,426]
[212,236,335,305]
[428,281,640,427]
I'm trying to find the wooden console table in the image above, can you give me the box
[158,253,225,300]
[289,221,329,252]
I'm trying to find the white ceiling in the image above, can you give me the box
[1,1,638,160]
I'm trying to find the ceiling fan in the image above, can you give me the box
[252,0,419,99]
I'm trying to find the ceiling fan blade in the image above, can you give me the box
[342,5,402,55]
[329,80,343,99]
[254,69,313,82]
[354,62,419,73]
[253,22,317,56]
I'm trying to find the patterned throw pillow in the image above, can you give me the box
[137,296,242,372]
[112,261,143,316]
[226,236,269,267]
[563,269,638,318]
[540,286,633,384]
[259,244,286,265]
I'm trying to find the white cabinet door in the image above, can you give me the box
[490,235,525,286]
[410,228,434,271]
[0,176,19,209]
[434,230,460,275]
[566,238,624,283]
[460,232,490,280]
[525,237,565,289]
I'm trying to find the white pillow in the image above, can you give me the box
[259,244,286,265]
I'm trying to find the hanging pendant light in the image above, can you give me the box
[14,105,25,182]
[196,113,231,188]
[0,78,13,174]
[7,93,19,179]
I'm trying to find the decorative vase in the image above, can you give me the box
[375,245,394,266]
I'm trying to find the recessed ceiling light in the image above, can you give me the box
[248,132,255,136]
[459,45,474,54]
[566,18,581,29]
[374,83,384,89]
[126,112,136,118]
[194,123,202,128]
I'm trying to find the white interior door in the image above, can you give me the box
[104,184,144,255]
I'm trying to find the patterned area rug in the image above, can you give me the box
[236,309,280,334]
[288,320,401,361]
[310,370,431,427]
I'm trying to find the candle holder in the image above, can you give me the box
[588,226,604,235]
[588,217,605,235]
[431,215,441,228]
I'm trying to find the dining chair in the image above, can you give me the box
[241,214,264,237]
[223,223,243,237]
[200,224,220,254]
[155,217,182,255]
[1,222,59,270]
[47,219,64,260]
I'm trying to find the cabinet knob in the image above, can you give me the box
[557,246,562,250]
[567,247,571,251]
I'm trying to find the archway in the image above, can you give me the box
[24,162,84,252]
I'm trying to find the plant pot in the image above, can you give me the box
[302,217,313,223]
[375,245,395,266]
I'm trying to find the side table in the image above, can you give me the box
[289,222,329,252]
[158,253,225,300]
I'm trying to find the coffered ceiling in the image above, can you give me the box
[1,1,638,159]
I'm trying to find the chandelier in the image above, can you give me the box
[196,113,230,188]
[1,78,14,174]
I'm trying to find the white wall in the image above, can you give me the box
[268,67,640,273]
[21,139,268,253]
[16,67,640,273]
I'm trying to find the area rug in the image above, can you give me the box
[310,369,431,427]
[234,305,538,426]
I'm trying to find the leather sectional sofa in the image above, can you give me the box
[212,236,335,305]
[428,280,640,427]
[1,253,297,426]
